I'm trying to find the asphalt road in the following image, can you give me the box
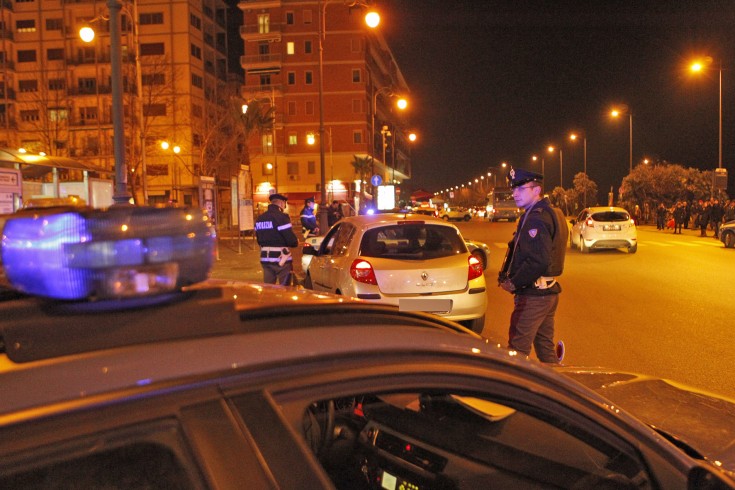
[456,219,735,399]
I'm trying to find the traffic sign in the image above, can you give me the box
[370,175,383,187]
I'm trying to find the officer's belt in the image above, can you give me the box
[261,246,287,259]
[533,276,557,289]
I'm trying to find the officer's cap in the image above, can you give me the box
[305,196,315,204]
[509,167,543,188]
[269,193,288,202]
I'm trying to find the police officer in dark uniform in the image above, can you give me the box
[255,193,299,285]
[498,168,568,363]
[300,196,319,237]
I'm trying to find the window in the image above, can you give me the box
[257,13,270,34]
[259,74,271,86]
[258,42,269,56]
[48,78,65,90]
[287,101,296,116]
[140,43,165,56]
[304,41,312,54]
[305,71,313,85]
[191,74,203,88]
[287,72,295,85]
[19,80,38,92]
[286,12,294,25]
[142,73,165,85]
[307,160,316,174]
[352,69,361,83]
[353,130,363,144]
[287,161,299,175]
[192,133,201,148]
[16,19,36,32]
[144,104,167,116]
[191,43,202,59]
[140,12,164,25]
[305,101,314,115]
[47,48,64,61]
[48,108,68,122]
[287,42,295,55]
[80,107,98,121]
[17,50,37,62]
[189,13,201,29]
[303,9,312,24]
[78,78,97,93]
[288,132,297,146]
[261,133,273,155]
[46,18,62,31]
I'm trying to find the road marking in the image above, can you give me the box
[639,241,673,247]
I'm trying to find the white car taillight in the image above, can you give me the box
[350,259,378,285]
[468,255,483,280]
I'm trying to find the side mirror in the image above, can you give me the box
[302,244,317,256]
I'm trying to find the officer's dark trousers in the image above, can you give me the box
[261,261,293,286]
[508,293,559,363]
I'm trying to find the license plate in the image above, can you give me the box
[399,298,452,313]
[603,224,621,231]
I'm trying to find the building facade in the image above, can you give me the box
[0,0,234,211]
[238,0,412,211]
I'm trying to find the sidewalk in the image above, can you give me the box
[209,234,306,284]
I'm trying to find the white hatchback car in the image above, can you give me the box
[302,214,488,332]
[570,206,638,253]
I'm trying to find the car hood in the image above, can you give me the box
[561,369,735,471]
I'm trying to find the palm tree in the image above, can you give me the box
[351,154,373,211]
[238,98,276,168]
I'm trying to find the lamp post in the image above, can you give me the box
[547,146,563,188]
[317,0,379,234]
[690,57,723,168]
[610,106,633,173]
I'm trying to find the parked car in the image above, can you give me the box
[302,214,487,332]
[1,205,735,490]
[570,206,638,253]
[439,207,472,221]
[720,220,735,248]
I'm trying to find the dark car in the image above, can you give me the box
[720,220,735,248]
[0,206,734,489]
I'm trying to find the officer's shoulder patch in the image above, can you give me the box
[528,228,538,238]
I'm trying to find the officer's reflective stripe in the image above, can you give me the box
[261,256,292,263]
[277,223,292,231]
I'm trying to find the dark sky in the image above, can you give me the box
[380,1,735,201]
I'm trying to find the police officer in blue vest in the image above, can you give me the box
[255,193,299,285]
[300,196,319,237]
[498,168,568,363]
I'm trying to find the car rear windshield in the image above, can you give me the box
[591,211,630,222]
[360,224,466,260]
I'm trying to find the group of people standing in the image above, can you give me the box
[654,198,734,237]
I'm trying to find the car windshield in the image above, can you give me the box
[360,224,466,260]
[591,211,630,222]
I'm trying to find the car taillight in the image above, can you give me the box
[586,217,595,227]
[350,259,378,285]
[468,256,483,280]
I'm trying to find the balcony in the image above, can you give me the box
[238,0,282,11]
[240,53,282,74]
[239,23,282,43]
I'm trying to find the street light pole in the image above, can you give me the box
[108,0,129,204]
[719,63,722,168]
[628,112,633,173]
[317,0,329,233]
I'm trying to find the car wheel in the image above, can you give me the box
[724,231,735,248]
[303,273,313,289]
[628,243,638,254]
[464,215,471,221]
[442,215,449,221]
[579,236,589,253]
[470,249,487,270]
[461,315,485,334]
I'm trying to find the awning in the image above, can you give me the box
[0,148,111,180]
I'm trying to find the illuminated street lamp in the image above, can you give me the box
[610,105,633,173]
[317,0,379,233]
[531,155,544,183]
[689,57,722,168]
[547,145,563,188]
[569,132,587,176]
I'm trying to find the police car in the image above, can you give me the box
[1,205,734,489]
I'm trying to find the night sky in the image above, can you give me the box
[380,1,735,202]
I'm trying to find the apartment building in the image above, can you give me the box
[238,0,412,210]
[0,0,232,209]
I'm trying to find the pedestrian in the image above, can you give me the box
[300,196,319,238]
[498,168,568,364]
[656,203,667,230]
[699,201,711,237]
[711,198,724,239]
[673,201,685,234]
[255,193,299,285]
[327,200,343,227]
[633,204,642,226]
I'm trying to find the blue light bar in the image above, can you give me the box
[1,206,215,300]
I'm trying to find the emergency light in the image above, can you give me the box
[1,206,215,300]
